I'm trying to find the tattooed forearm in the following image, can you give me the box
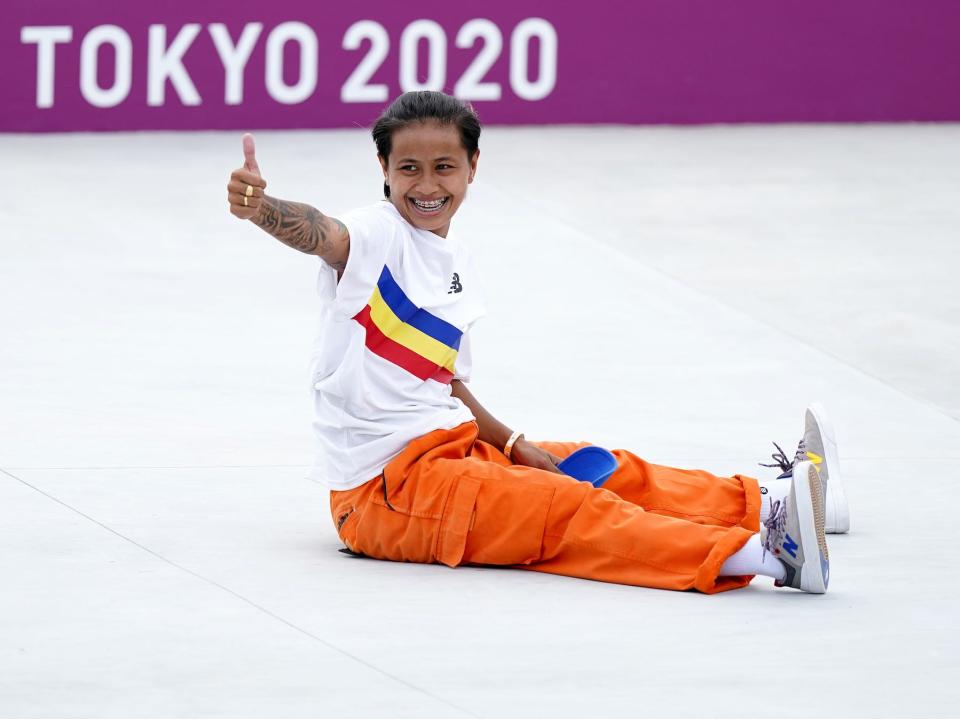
[326,218,349,272]
[252,195,331,255]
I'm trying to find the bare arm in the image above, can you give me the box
[251,196,350,272]
[451,379,562,473]
[451,379,512,449]
[226,133,349,272]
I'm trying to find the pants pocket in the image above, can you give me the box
[331,481,378,556]
[334,503,366,555]
[436,476,481,566]
[335,506,355,533]
[437,474,555,568]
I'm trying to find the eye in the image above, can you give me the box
[436,163,454,170]
[399,164,418,172]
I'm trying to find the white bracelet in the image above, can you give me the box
[503,430,524,460]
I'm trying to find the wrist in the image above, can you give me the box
[248,194,271,224]
[503,430,524,461]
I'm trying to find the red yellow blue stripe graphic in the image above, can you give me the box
[353,266,462,383]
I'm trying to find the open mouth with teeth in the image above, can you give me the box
[408,196,450,215]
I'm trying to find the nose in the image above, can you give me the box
[415,170,441,195]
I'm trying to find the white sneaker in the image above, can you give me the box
[760,403,850,533]
[764,462,830,594]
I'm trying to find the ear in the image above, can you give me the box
[468,149,479,183]
[378,153,389,179]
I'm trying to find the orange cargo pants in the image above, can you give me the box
[329,420,762,594]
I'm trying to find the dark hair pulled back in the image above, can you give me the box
[372,91,481,198]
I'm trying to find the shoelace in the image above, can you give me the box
[762,497,787,560]
[759,439,806,476]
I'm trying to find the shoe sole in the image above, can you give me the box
[794,462,830,593]
[807,402,850,534]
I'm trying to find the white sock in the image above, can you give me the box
[758,479,790,523]
[720,535,786,581]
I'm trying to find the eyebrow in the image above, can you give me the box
[396,156,457,163]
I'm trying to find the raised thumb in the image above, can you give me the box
[242,133,260,175]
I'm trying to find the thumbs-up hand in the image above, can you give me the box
[228,133,268,220]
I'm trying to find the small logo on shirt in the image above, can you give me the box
[448,272,463,294]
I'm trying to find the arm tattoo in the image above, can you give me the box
[253,195,337,255]
[328,218,349,272]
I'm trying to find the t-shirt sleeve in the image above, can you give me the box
[453,329,473,383]
[315,203,399,320]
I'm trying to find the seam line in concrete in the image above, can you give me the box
[0,467,483,719]
[487,178,960,430]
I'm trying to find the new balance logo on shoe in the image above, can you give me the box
[783,533,799,559]
[448,272,463,294]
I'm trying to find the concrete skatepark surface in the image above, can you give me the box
[2,125,959,717]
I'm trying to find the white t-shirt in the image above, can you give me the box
[309,201,486,489]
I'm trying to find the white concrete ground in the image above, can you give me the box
[1,124,958,718]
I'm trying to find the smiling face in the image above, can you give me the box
[379,120,479,238]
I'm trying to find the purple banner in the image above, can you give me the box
[4,0,960,132]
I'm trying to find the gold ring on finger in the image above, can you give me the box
[243,196,248,207]
[245,184,254,197]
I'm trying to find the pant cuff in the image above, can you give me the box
[694,475,763,594]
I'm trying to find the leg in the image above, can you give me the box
[530,440,762,527]
[330,421,761,594]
